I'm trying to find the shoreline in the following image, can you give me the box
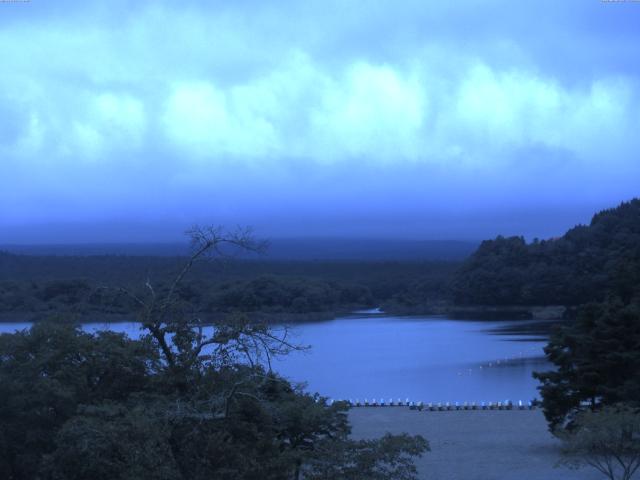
[0,305,569,324]
[0,310,345,324]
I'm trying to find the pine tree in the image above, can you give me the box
[534,299,640,431]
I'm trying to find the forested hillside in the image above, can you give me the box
[452,199,640,306]
[0,254,456,320]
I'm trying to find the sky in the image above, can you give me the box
[1,0,639,243]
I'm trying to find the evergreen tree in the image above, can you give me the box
[453,198,640,306]
[534,299,640,431]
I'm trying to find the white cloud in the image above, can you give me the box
[72,93,146,157]
[439,63,639,166]
[162,81,280,160]
[309,62,426,162]
[1,0,640,240]
[93,93,146,143]
[0,3,638,173]
[161,58,427,164]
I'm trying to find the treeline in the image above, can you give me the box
[0,275,373,320]
[0,254,458,320]
[445,199,640,458]
[452,199,640,306]
[5,199,640,319]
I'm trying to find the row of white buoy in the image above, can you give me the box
[329,399,536,410]
[456,345,545,377]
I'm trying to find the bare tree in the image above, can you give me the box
[559,405,640,480]
[118,225,303,375]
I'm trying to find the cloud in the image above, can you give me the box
[63,92,147,159]
[162,81,280,160]
[157,54,640,169]
[1,1,640,241]
[161,58,427,164]
[446,64,638,165]
[3,22,637,170]
[309,62,426,162]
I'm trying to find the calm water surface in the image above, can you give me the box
[277,314,550,403]
[0,314,550,404]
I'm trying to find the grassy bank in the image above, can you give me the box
[349,408,601,480]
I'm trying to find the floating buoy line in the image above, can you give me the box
[327,398,538,411]
[323,344,545,411]
[455,344,545,377]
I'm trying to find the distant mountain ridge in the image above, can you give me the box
[0,238,478,261]
[452,199,640,306]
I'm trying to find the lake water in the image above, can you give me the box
[0,314,551,404]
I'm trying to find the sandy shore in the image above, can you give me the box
[349,408,603,480]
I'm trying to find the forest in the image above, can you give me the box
[452,199,640,307]
[0,254,457,322]
[2,200,640,322]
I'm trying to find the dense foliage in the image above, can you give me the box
[534,298,640,430]
[0,275,373,320]
[0,255,457,320]
[0,323,426,480]
[558,405,640,480]
[0,228,428,479]
[452,199,640,306]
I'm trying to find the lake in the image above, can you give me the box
[0,313,551,404]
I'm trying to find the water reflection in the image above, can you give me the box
[0,315,551,403]
[275,315,551,403]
